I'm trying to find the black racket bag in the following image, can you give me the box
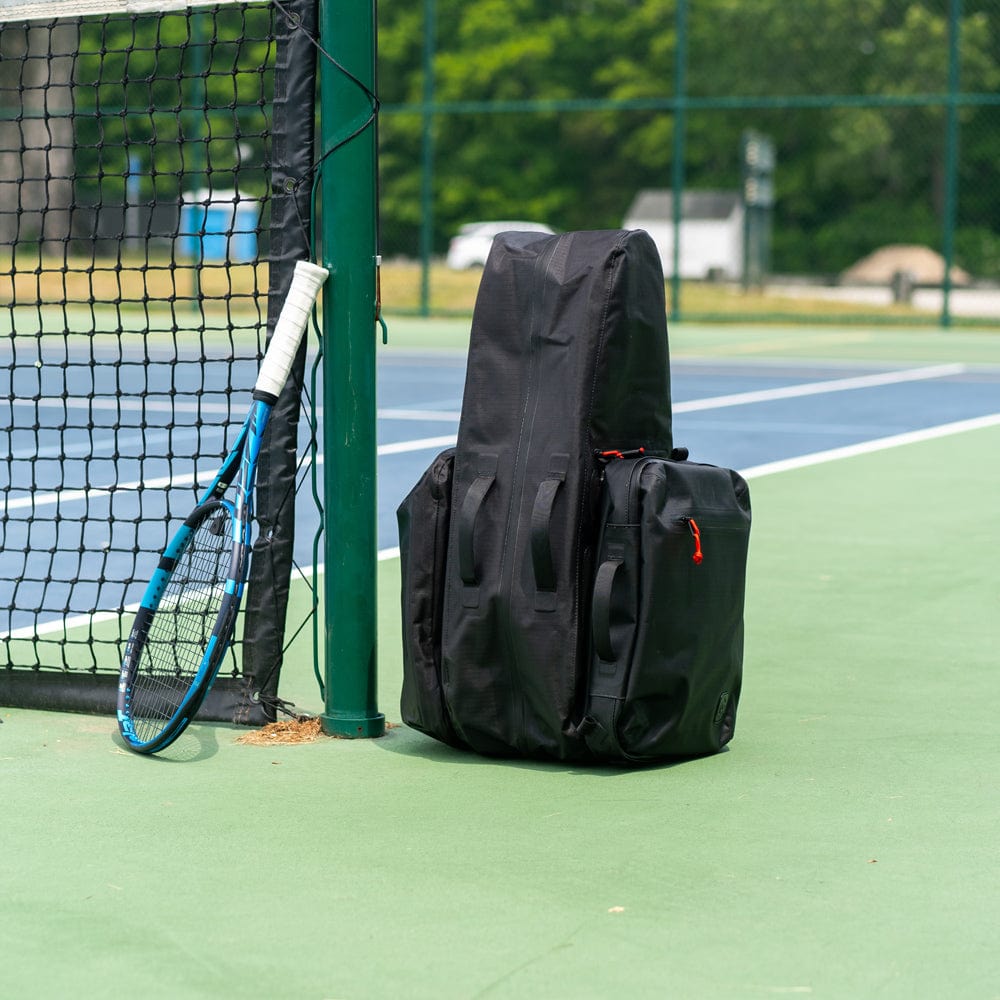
[397,448,464,748]
[398,229,672,759]
[580,453,751,763]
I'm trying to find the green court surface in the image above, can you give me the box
[382,315,1000,365]
[4,399,999,998]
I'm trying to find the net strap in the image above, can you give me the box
[239,0,320,722]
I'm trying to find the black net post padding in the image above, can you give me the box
[0,671,259,724]
[239,0,320,722]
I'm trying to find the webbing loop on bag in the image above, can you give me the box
[530,454,569,610]
[457,454,498,589]
[591,553,624,663]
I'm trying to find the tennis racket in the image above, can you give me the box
[117,259,329,754]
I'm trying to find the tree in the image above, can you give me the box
[377,0,1000,277]
[0,23,76,253]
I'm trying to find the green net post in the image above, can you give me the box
[669,0,688,324]
[318,0,385,739]
[418,0,436,318]
[940,0,962,330]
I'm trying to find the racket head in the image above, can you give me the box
[117,500,245,754]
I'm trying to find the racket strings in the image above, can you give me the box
[126,513,233,741]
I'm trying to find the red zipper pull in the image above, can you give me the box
[687,517,704,565]
[597,447,646,462]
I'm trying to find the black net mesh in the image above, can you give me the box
[0,4,280,685]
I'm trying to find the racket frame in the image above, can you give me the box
[117,396,273,753]
[117,259,327,754]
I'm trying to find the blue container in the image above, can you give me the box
[178,190,259,263]
[229,201,259,263]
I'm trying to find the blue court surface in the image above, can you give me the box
[3,339,1000,639]
[375,352,999,552]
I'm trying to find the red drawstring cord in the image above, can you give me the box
[688,517,703,564]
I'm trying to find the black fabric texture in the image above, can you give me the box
[440,229,673,759]
[0,671,267,725]
[397,449,466,747]
[584,456,751,763]
[241,0,319,721]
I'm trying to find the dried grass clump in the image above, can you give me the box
[235,716,324,745]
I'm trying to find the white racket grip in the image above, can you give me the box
[254,260,329,400]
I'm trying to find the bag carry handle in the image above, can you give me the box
[530,454,569,598]
[457,454,498,586]
[591,554,624,662]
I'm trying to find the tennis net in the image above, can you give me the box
[0,0,320,720]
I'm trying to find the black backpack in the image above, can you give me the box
[397,229,750,764]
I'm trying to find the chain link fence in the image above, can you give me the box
[376,0,1000,326]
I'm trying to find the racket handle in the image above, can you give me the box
[254,259,329,401]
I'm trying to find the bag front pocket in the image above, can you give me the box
[583,458,751,763]
[397,448,465,747]
[622,502,749,760]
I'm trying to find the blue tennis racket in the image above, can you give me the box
[117,260,329,754]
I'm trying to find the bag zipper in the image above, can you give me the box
[500,234,569,750]
[594,448,652,524]
[676,512,744,565]
[596,447,646,462]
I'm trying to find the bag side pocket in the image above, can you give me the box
[580,457,646,761]
[397,448,465,747]
[619,461,751,760]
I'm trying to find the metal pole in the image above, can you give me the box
[418,0,436,317]
[318,0,384,738]
[669,0,688,324]
[941,0,962,329]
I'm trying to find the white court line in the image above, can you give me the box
[3,362,968,513]
[376,434,458,456]
[4,472,184,513]
[4,435,463,514]
[372,412,1000,559]
[7,414,999,640]
[7,582,225,641]
[11,363,963,430]
[0,363,985,633]
[3,608,123,641]
[673,362,966,413]
[33,430,162,461]
[2,545,404,640]
[739,412,1000,479]
[16,397,461,421]
[351,363,970,422]
[17,397,234,415]
[377,408,462,422]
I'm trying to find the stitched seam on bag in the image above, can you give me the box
[574,234,628,708]
[498,236,563,753]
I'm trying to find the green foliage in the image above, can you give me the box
[377,0,1000,277]
[21,1,997,277]
[71,7,274,204]
[955,226,1000,279]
